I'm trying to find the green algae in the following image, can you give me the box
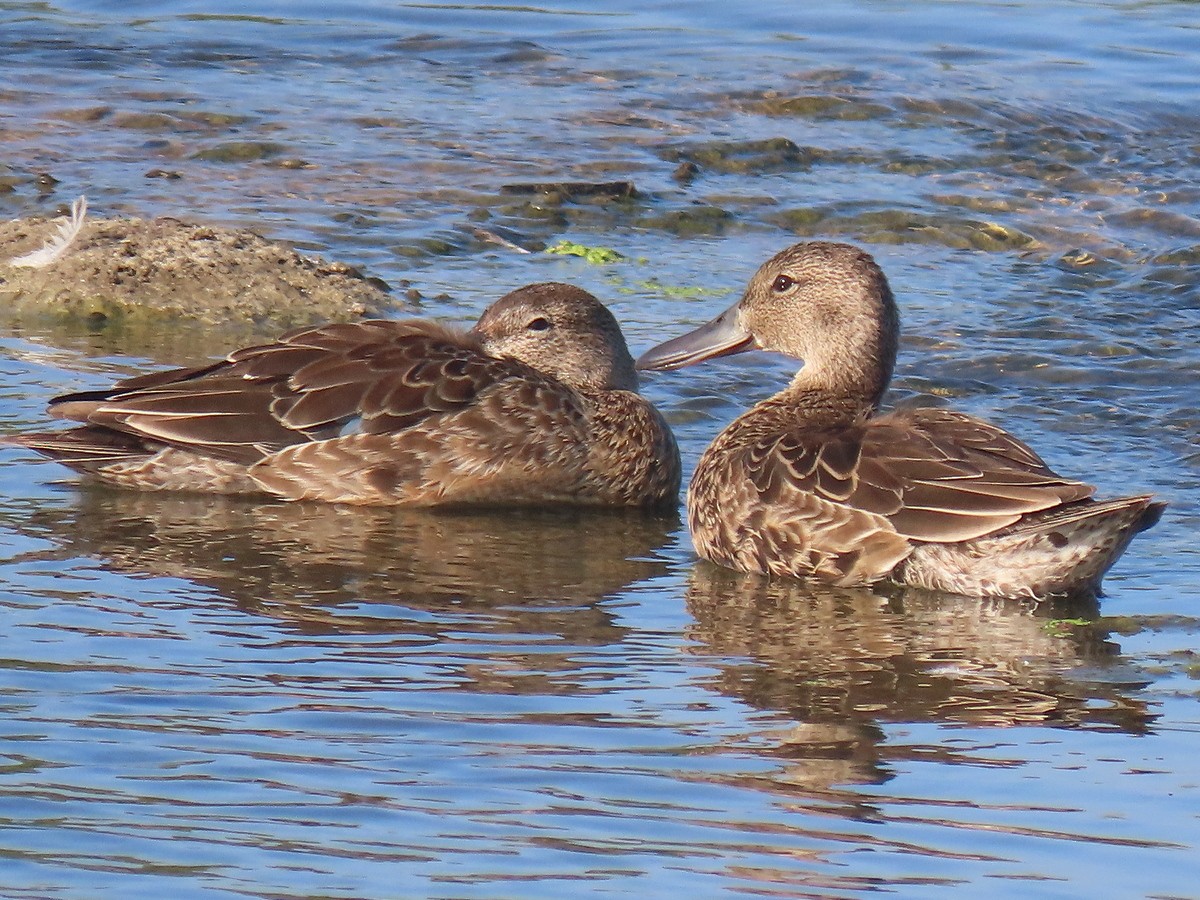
[1043,617,1095,637]
[545,240,624,264]
[621,278,734,300]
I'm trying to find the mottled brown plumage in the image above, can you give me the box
[11,283,681,509]
[637,241,1163,598]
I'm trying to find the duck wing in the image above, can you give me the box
[46,320,535,465]
[753,406,1095,547]
[247,375,593,504]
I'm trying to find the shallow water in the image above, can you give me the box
[2,1,1200,897]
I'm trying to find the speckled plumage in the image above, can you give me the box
[12,283,681,509]
[637,241,1163,598]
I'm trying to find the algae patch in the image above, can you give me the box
[545,240,624,264]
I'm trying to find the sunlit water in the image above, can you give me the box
[1,1,1199,897]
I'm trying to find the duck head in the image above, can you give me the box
[636,242,900,405]
[473,282,639,392]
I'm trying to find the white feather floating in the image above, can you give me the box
[8,195,89,269]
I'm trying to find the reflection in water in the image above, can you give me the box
[0,487,1177,895]
[0,0,1196,894]
[685,565,1154,789]
[16,488,676,646]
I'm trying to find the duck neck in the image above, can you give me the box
[754,382,875,432]
[779,351,891,418]
[781,270,899,414]
[712,373,880,454]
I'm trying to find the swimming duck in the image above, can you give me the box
[12,282,681,509]
[636,241,1163,598]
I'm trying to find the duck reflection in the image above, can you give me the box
[23,488,677,646]
[685,565,1153,788]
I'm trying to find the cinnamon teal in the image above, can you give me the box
[636,241,1163,598]
[11,282,681,509]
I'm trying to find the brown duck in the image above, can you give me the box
[637,241,1163,598]
[11,282,681,509]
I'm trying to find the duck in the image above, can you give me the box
[10,282,681,509]
[636,241,1163,598]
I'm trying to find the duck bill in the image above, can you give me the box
[636,303,758,372]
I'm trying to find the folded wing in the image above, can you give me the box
[743,406,1095,579]
[46,320,534,464]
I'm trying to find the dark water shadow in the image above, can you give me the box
[684,565,1155,791]
[14,488,679,648]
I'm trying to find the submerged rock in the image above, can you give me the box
[499,180,639,202]
[659,137,814,175]
[752,94,892,121]
[768,205,1038,251]
[0,213,396,329]
[641,205,734,236]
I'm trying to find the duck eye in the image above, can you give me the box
[771,274,796,293]
[527,316,551,331]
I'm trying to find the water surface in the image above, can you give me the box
[1,1,1199,897]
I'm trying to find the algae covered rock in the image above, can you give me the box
[0,212,397,330]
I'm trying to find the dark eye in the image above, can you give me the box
[771,274,796,293]
[527,317,551,331]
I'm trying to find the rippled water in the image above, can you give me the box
[2,1,1199,897]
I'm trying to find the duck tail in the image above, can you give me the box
[901,495,1164,599]
[3,425,154,469]
[1000,495,1165,596]
[1014,495,1164,539]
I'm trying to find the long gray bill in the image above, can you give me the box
[635,302,758,372]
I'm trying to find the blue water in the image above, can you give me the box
[1,1,1199,897]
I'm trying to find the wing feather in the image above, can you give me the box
[250,377,592,504]
[744,406,1094,550]
[43,319,541,464]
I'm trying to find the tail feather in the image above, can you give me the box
[5,426,262,494]
[902,495,1165,599]
[986,495,1164,596]
[4,426,156,469]
[1005,495,1164,540]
